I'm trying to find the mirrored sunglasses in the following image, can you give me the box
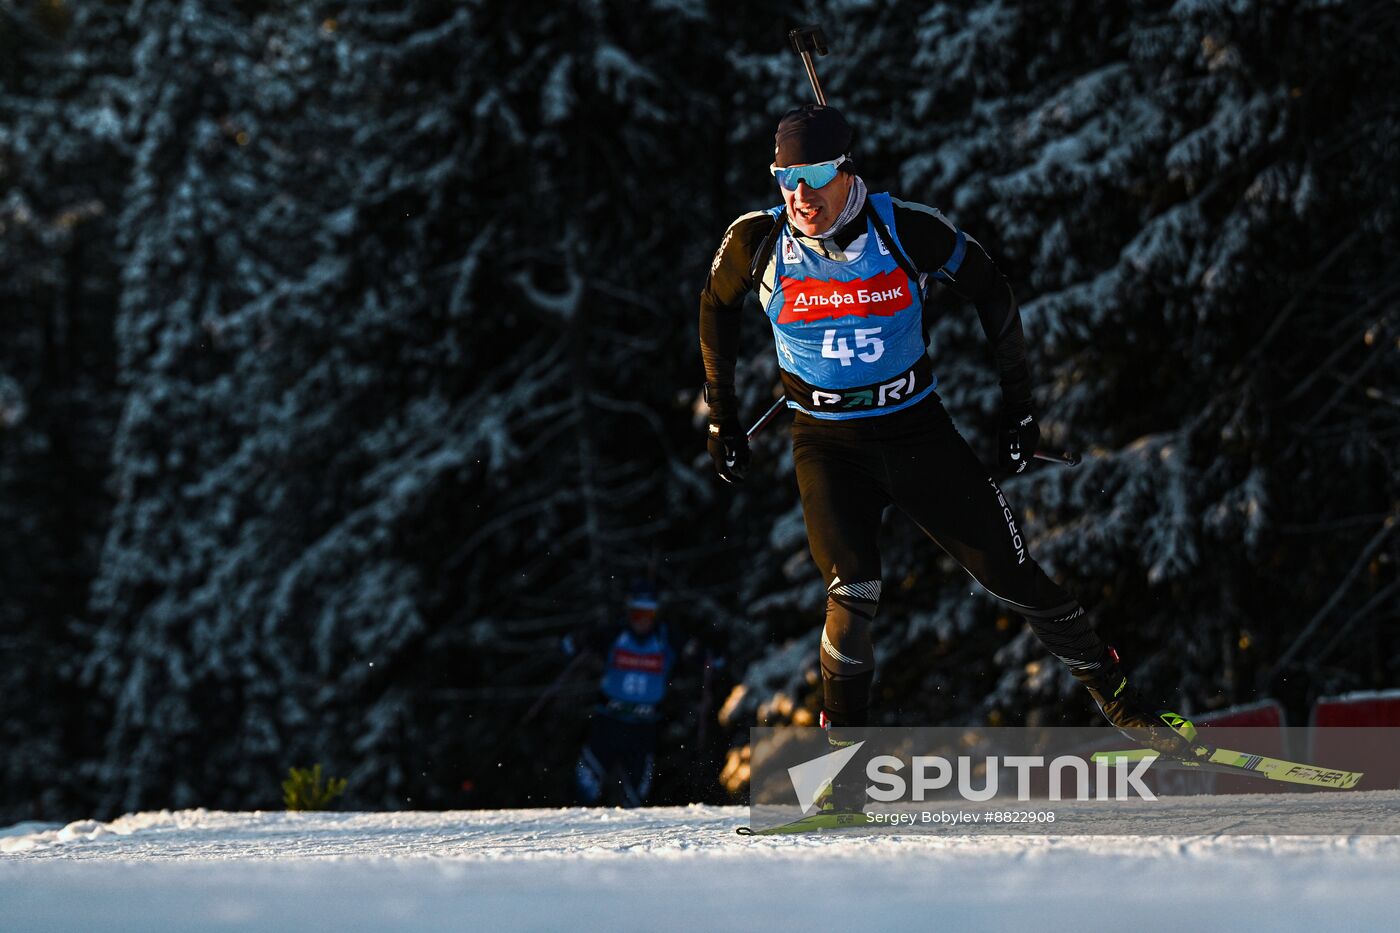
[770,155,848,192]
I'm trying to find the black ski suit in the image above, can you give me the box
[699,190,1110,726]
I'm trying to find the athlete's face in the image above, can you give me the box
[782,168,853,238]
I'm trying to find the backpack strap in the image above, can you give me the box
[749,213,787,286]
[937,227,967,283]
[862,201,921,287]
[864,199,968,289]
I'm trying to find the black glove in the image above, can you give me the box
[999,402,1040,474]
[704,383,750,484]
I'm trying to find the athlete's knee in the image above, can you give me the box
[820,577,881,677]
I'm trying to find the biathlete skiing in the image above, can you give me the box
[562,579,724,807]
[698,102,1199,810]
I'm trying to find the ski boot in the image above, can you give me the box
[1073,649,1206,761]
[815,712,870,814]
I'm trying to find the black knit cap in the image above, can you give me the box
[774,104,853,167]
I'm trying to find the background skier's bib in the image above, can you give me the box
[601,628,674,715]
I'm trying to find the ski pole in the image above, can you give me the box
[1033,450,1082,467]
[788,25,829,105]
[746,397,788,442]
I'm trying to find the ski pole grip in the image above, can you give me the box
[1033,450,1082,467]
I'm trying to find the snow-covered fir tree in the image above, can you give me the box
[0,0,130,821]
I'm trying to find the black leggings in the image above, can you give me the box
[792,395,1107,725]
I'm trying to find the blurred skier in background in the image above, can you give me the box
[697,105,1198,810]
[563,579,723,807]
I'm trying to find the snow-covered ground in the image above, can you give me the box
[5,796,1400,932]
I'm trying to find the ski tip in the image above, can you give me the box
[735,826,755,836]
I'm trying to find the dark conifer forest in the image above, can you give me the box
[2,0,1396,822]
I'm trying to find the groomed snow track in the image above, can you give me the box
[5,796,1400,931]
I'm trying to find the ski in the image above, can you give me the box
[1091,746,1364,790]
[736,810,868,836]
